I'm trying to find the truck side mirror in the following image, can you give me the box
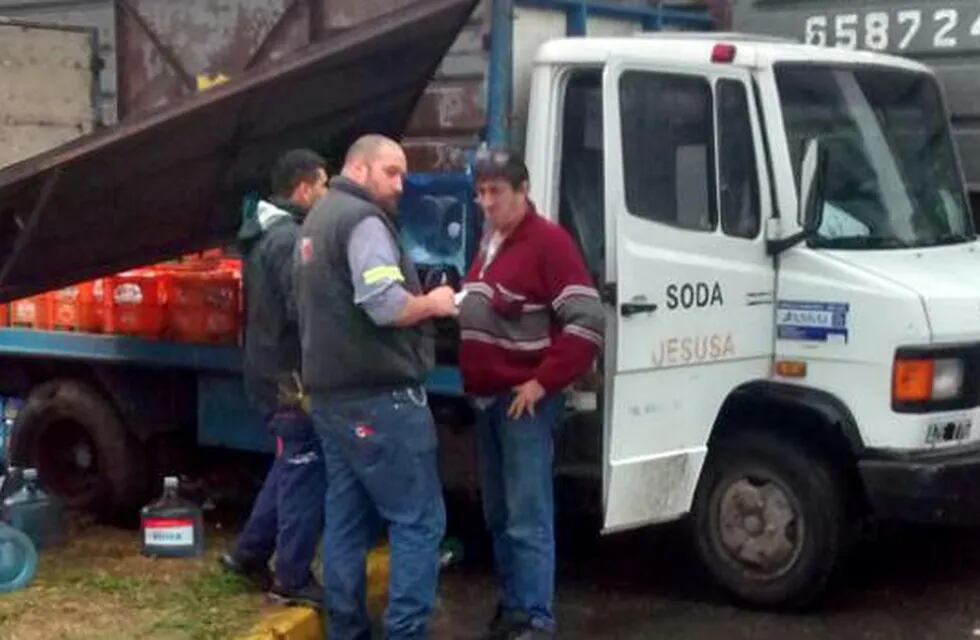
[768,138,828,256]
[798,138,827,235]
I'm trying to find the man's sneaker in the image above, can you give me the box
[508,626,555,640]
[267,579,324,610]
[480,606,527,640]
[218,552,272,591]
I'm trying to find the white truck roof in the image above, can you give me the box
[535,33,933,75]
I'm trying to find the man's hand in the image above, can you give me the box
[394,285,457,327]
[508,379,546,419]
[426,285,458,318]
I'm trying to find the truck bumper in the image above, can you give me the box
[860,445,980,525]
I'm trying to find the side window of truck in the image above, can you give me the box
[559,69,604,277]
[717,79,761,239]
[619,71,716,231]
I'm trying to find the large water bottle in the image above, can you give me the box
[3,468,65,550]
[141,476,204,558]
[0,521,36,593]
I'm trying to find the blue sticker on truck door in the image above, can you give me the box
[777,301,849,344]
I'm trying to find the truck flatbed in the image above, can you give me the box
[0,327,464,396]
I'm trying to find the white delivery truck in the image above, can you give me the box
[511,31,979,608]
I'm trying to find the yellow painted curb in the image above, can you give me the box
[235,546,390,640]
[366,545,391,603]
[238,607,323,640]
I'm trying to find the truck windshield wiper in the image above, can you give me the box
[814,235,912,249]
[927,231,975,246]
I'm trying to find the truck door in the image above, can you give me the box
[600,60,775,530]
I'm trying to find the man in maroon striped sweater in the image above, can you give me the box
[457,149,604,639]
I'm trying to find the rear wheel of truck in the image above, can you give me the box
[9,379,145,516]
[692,429,844,610]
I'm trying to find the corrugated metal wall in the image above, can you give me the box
[403,1,488,171]
[0,0,489,172]
[0,0,714,172]
[114,0,314,114]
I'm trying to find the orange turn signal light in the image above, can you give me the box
[775,360,807,378]
[893,359,934,403]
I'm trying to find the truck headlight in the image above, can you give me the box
[893,357,965,404]
[932,358,966,400]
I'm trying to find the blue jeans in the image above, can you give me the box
[234,409,325,589]
[311,386,446,640]
[475,392,565,632]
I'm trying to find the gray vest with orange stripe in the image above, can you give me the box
[295,178,434,395]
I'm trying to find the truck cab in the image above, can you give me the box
[523,32,980,607]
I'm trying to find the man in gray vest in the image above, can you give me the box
[295,134,456,639]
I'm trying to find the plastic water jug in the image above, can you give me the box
[3,468,65,550]
[141,476,204,558]
[0,521,36,593]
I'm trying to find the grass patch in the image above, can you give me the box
[0,521,266,640]
[145,569,255,639]
[62,571,153,593]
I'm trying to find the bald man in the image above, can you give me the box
[295,135,456,639]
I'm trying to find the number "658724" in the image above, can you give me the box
[804,8,980,52]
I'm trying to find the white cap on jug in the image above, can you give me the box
[164,476,179,490]
[23,468,37,482]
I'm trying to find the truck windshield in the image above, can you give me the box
[776,64,974,249]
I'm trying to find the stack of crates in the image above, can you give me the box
[0,251,243,345]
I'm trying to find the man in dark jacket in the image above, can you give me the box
[220,148,328,608]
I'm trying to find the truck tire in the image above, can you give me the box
[9,379,145,515]
[691,430,844,610]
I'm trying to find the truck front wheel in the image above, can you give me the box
[9,379,145,516]
[692,430,845,610]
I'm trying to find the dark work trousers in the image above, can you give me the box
[234,408,326,589]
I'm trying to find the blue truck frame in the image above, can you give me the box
[0,326,465,454]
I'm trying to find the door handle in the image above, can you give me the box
[620,302,658,317]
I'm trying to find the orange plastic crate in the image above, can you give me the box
[49,280,104,333]
[103,270,171,339]
[166,269,241,344]
[10,296,51,330]
[217,257,241,273]
[177,249,226,272]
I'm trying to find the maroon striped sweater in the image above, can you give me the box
[458,205,605,396]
